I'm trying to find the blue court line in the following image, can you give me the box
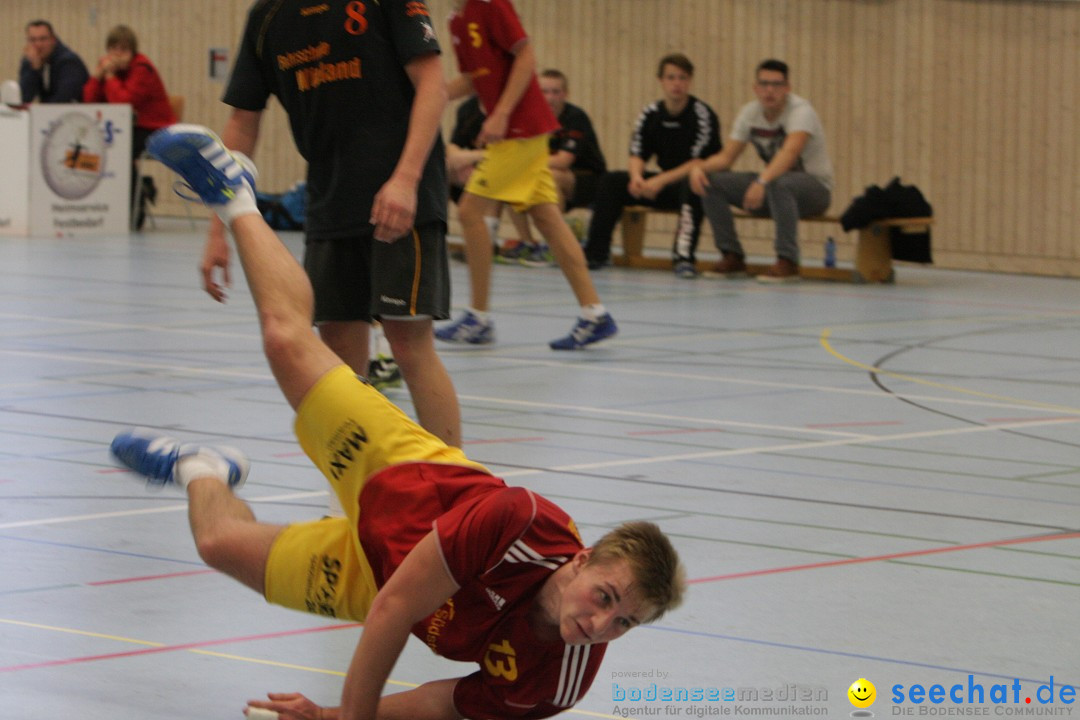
[644,625,1078,688]
[0,583,81,596]
[0,534,204,566]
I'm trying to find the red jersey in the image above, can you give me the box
[448,0,558,141]
[82,53,176,131]
[357,463,607,719]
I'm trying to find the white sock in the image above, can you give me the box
[213,151,260,226]
[467,307,490,323]
[484,215,501,243]
[581,303,607,322]
[218,182,260,227]
[175,450,232,489]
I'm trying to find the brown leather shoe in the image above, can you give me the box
[703,252,748,278]
[756,257,800,283]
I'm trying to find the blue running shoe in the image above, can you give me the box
[146,124,257,206]
[110,428,249,489]
[435,310,495,345]
[549,313,618,350]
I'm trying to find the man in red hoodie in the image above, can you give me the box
[83,24,176,228]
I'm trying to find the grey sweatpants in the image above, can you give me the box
[701,171,831,265]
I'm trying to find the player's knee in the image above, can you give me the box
[260,315,307,365]
[193,526,238,570]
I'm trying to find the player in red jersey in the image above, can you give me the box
[111,125,685,720]
[436,0,618,350]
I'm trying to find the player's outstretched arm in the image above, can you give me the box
[244,680,460,720]
[339,533,461,720]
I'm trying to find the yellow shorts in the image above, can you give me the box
[263,365,488,621]
[464,135,559,212]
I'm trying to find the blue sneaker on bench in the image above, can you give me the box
[110,428,249,489]
[549,313,618,350]
[146,124,257,207]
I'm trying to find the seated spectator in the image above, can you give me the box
[18,19,89,104]
[83,25,177,229]
[583,54,720,277]
[689,59,833,283]
[537,69,607,212]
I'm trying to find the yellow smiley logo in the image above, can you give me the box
[848,678,876,708]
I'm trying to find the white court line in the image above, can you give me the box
[499,415,1080,476]
[0,490,325,530]
[0,311,259,340]
[462,356,1080,415]
[458,393,866,438]
[5,416,1077,530]
[2,347,1071,419]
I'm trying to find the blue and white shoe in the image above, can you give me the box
[110,428,249,489]
[435,310,495,345]
[146,124,257,206]
[549,313,618,350]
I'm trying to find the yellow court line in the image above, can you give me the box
[1,618,619,718]
[0,618,164,647]
[820,328,1080,416]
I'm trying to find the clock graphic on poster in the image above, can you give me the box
[40,111,108,200]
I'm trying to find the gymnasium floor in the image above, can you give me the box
[2,221,1079,719]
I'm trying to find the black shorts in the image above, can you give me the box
[303,222,450,323]
[567,171,600,210]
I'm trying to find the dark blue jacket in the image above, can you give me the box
[18,39,89,103]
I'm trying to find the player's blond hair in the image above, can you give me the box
[587,521,685,622]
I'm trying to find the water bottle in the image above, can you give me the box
[824,237,836,268]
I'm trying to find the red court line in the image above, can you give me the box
[87,569,217,586]
[689,531,1080,584]
[0,622,362,673]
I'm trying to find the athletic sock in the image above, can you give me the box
[175,450,233,489]
[468,307,491,323]
[580,303,607,322]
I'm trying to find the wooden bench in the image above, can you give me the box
[617,205,933,283]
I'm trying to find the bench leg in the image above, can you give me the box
[618,211,647,266]
[854,224,895,284]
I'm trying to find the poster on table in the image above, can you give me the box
[28,103,131,236]
[0,106,30,236]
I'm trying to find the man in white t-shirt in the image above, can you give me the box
[689,59,833,282]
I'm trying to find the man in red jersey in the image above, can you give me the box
[435,0,618,350]
[111,124,685,720]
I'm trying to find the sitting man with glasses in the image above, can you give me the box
[689,59,833,283]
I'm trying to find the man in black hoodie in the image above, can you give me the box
[18,20,89,104]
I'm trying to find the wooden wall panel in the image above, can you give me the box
[2,0,1078,276]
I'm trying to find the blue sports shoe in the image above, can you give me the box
[146,124,257,206]
[549,313,618,350]
[435,310,495,345]
[110,428,249,489]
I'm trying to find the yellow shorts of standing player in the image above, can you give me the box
[262,365,489,621]
[464,134,559,213]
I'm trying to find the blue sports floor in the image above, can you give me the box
[2,220,1079,719]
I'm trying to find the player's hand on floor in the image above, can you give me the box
[245,692,326,720]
